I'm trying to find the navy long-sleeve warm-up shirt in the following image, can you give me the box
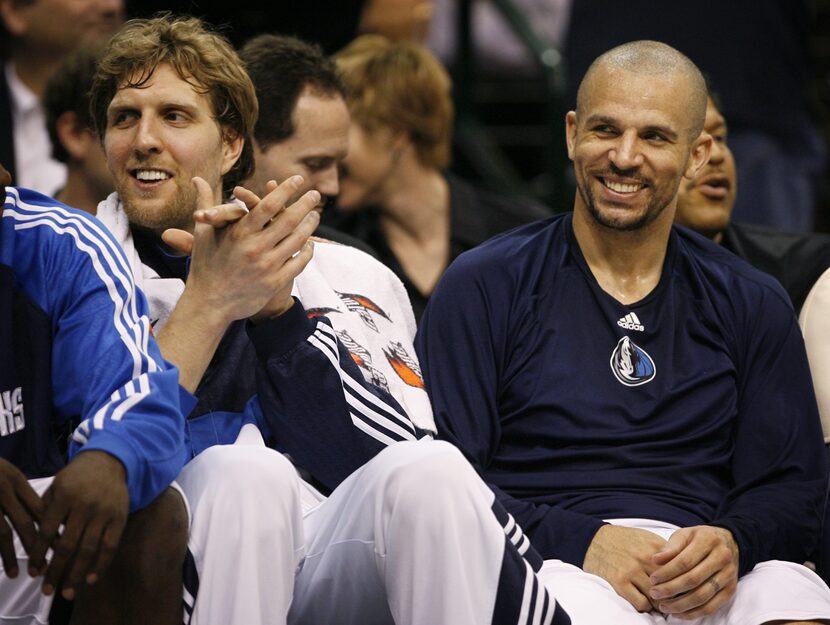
[417,212,826,577]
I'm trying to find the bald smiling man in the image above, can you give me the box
[418,41,830,625]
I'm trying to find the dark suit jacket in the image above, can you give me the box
[722,222,830,313]
[0,65,16,182]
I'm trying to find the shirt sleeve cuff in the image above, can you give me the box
[534,512,607,566]
[246,297,315,361]
[72,434,142,511]
[710,519,754,577]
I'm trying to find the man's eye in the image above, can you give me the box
[111,111,136,126]
[305,160,331,172]
[644,132,666,142]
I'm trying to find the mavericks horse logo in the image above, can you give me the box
[610,336,656,386]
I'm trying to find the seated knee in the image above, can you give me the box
[183,445,302,534]
[195,444,299,499]
[377,440,480,511]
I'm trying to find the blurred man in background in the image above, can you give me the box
[0,0,123,194]
[43,44,113,215]
[675,94,830,313]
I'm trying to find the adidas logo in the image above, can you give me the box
[617,312,645,332]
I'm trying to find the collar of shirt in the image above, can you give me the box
[5,60,67,195]
[5,61,38,120]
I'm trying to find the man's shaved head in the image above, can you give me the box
[576,40,708,140]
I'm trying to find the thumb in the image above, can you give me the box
[652,529,690,566]
[192,176,215,212]
[161,228,194,255]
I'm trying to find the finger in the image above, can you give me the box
[85,516,126,586]
[259,190,320,250]
[4,500,38,561]
[650,550,731,602]
[42,508,87,596]
[264,210,319,265]
[60,516,106,600]
[192,176,216,212]
[0,519,19,577]
[12,474,45,522]
[28,488,63,576]
[668,579,736,620]
[651,528,692,568]
[621,577,656,613]
[193,203,248,227]
[160,228,194,255]
[265,179,279,193]
[246,175,309,231]
[232,185,262,211]
[290,239,315,273]
[650,534,706,584]
[631,570,661,612]
[265,237,316,288]
[3,476,43,556]
[658,574,734,616]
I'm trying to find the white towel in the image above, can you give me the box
[96,192,185,331]
[295,234,435,432]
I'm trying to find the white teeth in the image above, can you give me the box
[135,169,170,181]
[604,180,642,193]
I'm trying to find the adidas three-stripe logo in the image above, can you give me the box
[617,312,644,332]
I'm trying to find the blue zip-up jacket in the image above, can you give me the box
[2,187,188,511]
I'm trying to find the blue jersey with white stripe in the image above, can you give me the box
[417,212,827,576]
[1,187,187,511]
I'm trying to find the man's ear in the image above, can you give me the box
[220,129,244,177]
[683,132,713,181]
[0,0,30,38]
[0,161,10,188]
[55,111,94,161]
[390,130,410,163]
[565,111,578,161]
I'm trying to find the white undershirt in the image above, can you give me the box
[6,60,66,195]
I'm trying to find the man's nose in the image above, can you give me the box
[315,165,340,200]
[133,116,162,156]
[609,129,644,170]
[709,138,725,164]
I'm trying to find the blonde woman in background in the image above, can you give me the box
[326,35,550,321]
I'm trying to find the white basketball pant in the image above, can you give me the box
[175,428,568,625]
[537,519,830,625]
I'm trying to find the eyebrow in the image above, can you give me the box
[107,99,202,117]
[584,115,679,141]
[642,125,679,141]
[584,115,617,128]
[708,120,728,133]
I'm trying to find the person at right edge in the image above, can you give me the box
[674,91,830,316]
[417,40,830,625]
